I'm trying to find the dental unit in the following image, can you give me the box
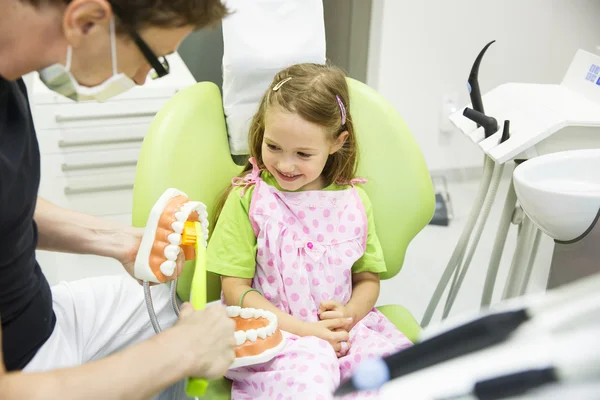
[422,43,600,327]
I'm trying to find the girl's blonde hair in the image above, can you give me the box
[213,62,359,224]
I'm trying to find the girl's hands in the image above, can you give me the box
[318,300,353,330]
[306,317,353,358]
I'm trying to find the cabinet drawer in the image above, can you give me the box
[33,98,168,130]
[37,123,147,155]
[37,212,133,285]
[34,85,180,105]
[41,147,140,179]
[39,168,135,216]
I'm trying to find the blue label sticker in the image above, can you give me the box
[587,64,599,83]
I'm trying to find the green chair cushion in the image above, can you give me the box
[377,304,422,343]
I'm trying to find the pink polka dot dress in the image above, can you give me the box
[225,160,412,399]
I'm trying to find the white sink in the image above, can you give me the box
[513,149,600,242]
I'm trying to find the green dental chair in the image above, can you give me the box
[132,78,435,399]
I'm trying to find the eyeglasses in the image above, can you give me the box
[130,32,170,80]
[108,1,170,80]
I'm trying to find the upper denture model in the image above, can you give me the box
[134,188,209,283]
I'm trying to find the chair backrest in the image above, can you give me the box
[132,79,435,303]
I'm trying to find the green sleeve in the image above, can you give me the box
[352,187,387,274]
[206,185,257,279]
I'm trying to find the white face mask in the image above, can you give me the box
[38,18,136,102]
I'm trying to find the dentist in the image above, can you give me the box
[0,1,235,399]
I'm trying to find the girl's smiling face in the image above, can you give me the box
[262,106,346,191]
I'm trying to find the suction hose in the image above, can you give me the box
[519,228,542,296]
[481,178,517,307]
[442,161,505,317]
[143,281,162,334]
[143,279,181,334]
[502,217,541,300]
[144,275,201,400]
[421,155,495,327]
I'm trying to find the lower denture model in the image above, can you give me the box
[226,306,288,369]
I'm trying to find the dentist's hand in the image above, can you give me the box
[173,303,236,379]
[118,227,185,284]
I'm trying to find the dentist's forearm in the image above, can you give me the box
[34,197,131,260]
[0,326,194,400]
[221,276,311,337]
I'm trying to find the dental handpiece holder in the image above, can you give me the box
[450,48,600,165]
[462,108,498,139]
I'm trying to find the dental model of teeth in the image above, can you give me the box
[134,188,210,283]
[226,306,286,365]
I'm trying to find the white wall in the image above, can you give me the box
[367,0,600,171]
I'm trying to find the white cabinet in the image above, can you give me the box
[28,53,197,285]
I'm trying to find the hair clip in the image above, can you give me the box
[272,77,293,91]
[336,95,347,126]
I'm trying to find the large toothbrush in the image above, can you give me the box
[185,220,209,397]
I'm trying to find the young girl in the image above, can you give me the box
[207,63,412,399]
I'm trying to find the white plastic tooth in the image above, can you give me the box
[172,221,184,234]
[188,201,201,211]
[167,233,182,246]
[160,260,176,276]
[252,309,262,319]
[193,202,206,213]
[265,311,276,324]
[240,308,255,319]
[164,245,180,261]
[227,306,241,318]
[257,327,267,340]
[181,202,194,215]
[174,211,188,222]
[265,323,274,336]
[246,329,258,342]
[234,331,247,346]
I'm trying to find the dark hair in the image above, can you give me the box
[213,62,359,224]
[21,0,229,32]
